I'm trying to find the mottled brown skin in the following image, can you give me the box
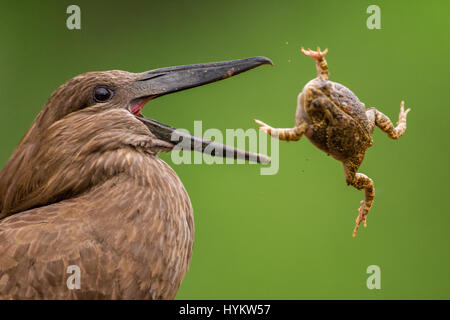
[255,47,410,237]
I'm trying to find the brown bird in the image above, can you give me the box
[0,57,272,299]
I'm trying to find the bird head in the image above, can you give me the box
[34,57,273,163]
[0,57,272,216]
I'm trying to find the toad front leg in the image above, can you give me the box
[343,157,375,238]
[254,119,307,142]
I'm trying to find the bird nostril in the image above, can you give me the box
[137,73,167,82]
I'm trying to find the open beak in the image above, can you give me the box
[132,57,273,164]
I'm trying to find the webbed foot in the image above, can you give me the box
[398,101,411,125]
[301,47,329,80]
[301,47,328,60]
[254,119,274,136]
[353,200,370,238]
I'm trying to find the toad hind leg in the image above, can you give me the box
[254,119,307,141]
[344,159,375,238]
[301,47,329,80]
[351,173,375,238]
[366,101,411,139]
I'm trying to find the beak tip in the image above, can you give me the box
[259,155,271,164]
[256,56,274,66]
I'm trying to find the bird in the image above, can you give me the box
[0,56,272,299]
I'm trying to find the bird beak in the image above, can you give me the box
[132,57,273,164]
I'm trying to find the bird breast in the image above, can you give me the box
[0,152,194,299]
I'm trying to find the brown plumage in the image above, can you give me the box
[0,57,272,299]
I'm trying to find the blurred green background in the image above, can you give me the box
[1,0,449,299]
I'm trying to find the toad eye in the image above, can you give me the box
[93,86,114,102]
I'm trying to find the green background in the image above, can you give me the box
[1,0,449,299]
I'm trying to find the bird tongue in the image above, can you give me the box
[137,115,271,164]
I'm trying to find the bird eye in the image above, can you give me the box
[93,86,114,102]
